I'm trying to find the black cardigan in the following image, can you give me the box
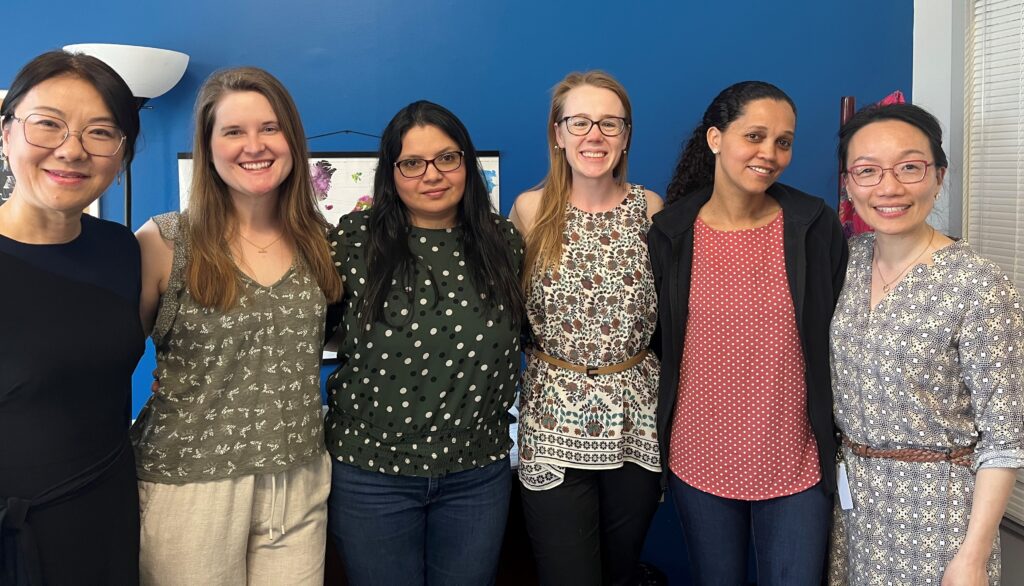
[648,182,848,493]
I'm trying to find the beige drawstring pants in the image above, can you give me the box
[138,451,331,585]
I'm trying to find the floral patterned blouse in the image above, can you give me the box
[829,234,1024,584]
[518,184,661,491]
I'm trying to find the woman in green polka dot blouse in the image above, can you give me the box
[324,101,526,586]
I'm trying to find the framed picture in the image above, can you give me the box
[177,151,501,225]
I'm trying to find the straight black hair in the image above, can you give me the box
[361,100,525,329]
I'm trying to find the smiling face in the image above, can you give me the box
[843,119,945,237]
[1,75,123,216]
[209,91,293,202]
[555,84,629,181]
[393,124,466,228]
[708,98,795,198]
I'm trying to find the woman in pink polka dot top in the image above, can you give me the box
[648,81,848,584]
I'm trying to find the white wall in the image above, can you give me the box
[913,0,965,237]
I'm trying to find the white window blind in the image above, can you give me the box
[963,0,1024,526]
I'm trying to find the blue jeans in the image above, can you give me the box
[328,459,511,586]
[670,475,830,586]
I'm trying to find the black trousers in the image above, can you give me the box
[520,463,662,586]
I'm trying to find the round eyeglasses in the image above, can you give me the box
[394,151,464,179]
[7,113,126,157]
[559,116,629,137]
[844,160,934,187]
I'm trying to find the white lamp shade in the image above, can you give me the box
[63,43,188,99]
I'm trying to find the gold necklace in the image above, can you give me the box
[237,231,283,254]
[874,227,936,292]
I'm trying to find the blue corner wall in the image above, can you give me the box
[0,0,912,421]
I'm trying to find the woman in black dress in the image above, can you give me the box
[0,50,143,585]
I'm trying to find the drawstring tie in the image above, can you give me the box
[267,472,288,541]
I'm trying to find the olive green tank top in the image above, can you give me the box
[130,212,326,483]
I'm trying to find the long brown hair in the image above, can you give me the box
[185,67,341,309]
[524,70,632,278]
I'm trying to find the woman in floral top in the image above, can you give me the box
[830,103,1024,585]
[511,70,663,586]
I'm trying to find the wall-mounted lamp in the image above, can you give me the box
[63,43,189,226]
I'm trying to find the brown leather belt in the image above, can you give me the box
[842,436,975,468]
[531,348,649,377]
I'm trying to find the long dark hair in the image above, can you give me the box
[665,81,796,203]
[361,100,524,328]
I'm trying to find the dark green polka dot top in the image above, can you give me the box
[325,211,524,476]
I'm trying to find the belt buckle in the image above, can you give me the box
[585,366,599,377]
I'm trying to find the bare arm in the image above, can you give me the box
[942,467,1017,585]
[644,188,664,221]
[135,219,174,337]
[509,190,542,239]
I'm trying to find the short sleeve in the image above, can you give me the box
[496,214,525,277]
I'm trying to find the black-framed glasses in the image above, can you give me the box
[844,160,933,187]
[394,150,464,178]
[559,116,629,137]
[7,113,126,157]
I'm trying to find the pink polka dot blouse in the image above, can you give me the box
[668,211,821,500]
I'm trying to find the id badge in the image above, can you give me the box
[837,462,854,510]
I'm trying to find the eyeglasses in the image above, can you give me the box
[7,113,126,157]
[559,116,629,137]
[844,160,933,187]
[394,150,464,179]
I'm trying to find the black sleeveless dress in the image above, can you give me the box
[0,214,144,585]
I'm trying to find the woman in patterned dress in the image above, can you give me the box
[648,81,848,585]
[510,70,664,586]
[830,103,1024,585]
[0,50,143,586]
[324,101,526,586]
[130,67,342,585]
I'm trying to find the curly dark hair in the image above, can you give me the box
[665,81,796,203]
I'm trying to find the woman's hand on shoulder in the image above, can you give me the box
[135,219,174,337]
[510,190,542,237]
[644,189,665,220]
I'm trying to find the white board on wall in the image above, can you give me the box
[177,151,501,225]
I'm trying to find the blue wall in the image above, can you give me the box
[0,1,912,416]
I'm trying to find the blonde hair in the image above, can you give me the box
[524,70,632,277]
[185,66,341,310]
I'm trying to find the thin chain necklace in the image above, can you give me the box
[874,227,936,292]
[237,230,284,254]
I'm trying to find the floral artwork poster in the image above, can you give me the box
[177,151,500,225]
